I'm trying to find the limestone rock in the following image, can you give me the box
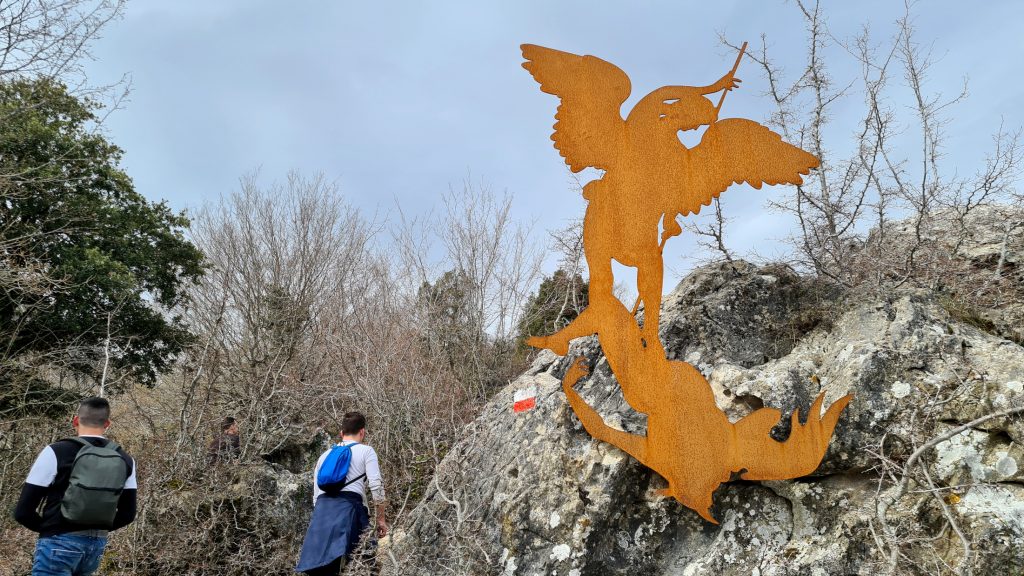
[389,258,1024,575]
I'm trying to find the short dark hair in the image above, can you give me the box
[78,397,110,427]
[340,412,366,436]
[220,416,237,432]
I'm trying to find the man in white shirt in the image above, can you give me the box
[13,397,138,576]
[296,412,388,576]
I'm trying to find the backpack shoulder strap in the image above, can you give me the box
[341,442,365,488]
[339,471,367,490]
[333,442,352,454]
[66,437,92,450]
[66,437,119,452]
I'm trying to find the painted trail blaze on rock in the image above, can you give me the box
[513,386,537,413]
[521,42,852,522]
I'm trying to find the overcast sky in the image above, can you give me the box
[82,0,1024,289]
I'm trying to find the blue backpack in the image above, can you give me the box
[316,442,365,493]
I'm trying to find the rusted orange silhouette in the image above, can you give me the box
[522,43,852,522]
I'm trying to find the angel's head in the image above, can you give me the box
[657,93,716,132]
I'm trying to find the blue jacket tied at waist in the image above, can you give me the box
[296,491,369,572]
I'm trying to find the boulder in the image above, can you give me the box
[387,257,1024,575]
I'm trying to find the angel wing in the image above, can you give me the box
[675,118,819,216]
[521,44,631,173]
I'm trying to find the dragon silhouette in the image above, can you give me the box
[522,43,852,522]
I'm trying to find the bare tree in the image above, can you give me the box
[547,217,588,324]
[730,1,1021,288]
[0,0,130,168]
[396,179,544,397]
[438,182,544,343]
[181,171,377,461]
[0,0,126,82]
[682,197,737,270]
[94,171,515,574]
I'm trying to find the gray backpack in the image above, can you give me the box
[61,437,129,527]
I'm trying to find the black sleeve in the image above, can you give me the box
[111,488,137,530]
[12,483,47,532]
[207,437,219,463]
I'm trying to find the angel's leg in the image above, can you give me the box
[527,208,616,355]
[583,205,616,300]
[525,305,601,355]
[636,255,664,345]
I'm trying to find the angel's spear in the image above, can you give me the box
[630,41,748,317]
[714,41,748,121]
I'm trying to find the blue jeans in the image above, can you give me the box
[33,534,108,576]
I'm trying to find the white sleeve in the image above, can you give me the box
[312,450,329,506]
[25,446,58,487]
[125,458,138,489]
[365,448,385,502]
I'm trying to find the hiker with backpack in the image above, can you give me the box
[13,397,137,576]
[296,411,387,575]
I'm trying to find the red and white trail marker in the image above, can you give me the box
[513,386,537,413]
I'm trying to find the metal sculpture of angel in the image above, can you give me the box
[522,42,819,347]
[522,43,851,522]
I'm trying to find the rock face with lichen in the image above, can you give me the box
[887,205,1023,348]
[386,226,1023,575]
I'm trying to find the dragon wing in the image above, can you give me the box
[521,44,630,173]
[678,118,819,216]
